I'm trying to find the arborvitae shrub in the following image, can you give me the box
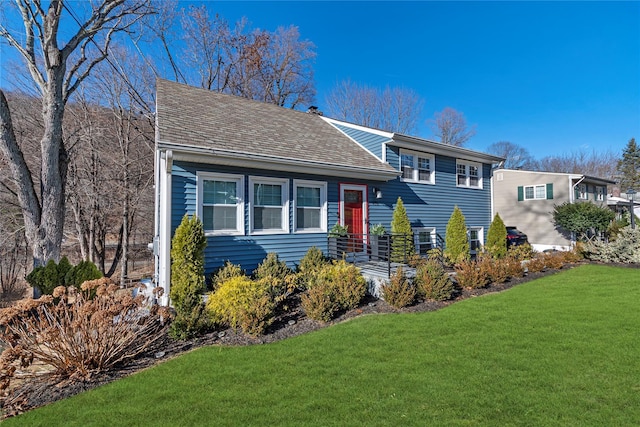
[486,214,507,259]
[206,276,277,336]
[65,260,103,288]
[415,259,456,301]
[170,214,208,339]
[381,266,416,308]
[444,206,469,265]
[390,197,414,262]
[454,259,490,289]
[210,261,245,291]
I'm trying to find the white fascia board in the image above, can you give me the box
[320,117,394,138]
[390,136,504,164]
[157,142,400,182]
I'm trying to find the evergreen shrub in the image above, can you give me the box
[390,197,414,262]
[444,206,469,265]
[582,227,640,263]
[210,261,245,291]
[415,259,456,301]
[65,260,103,288]
[486,214,508,259]
[381,266,416,308]
[170,214,208,339]
[454,259,490,289]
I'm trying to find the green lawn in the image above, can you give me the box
[6,264,640,426]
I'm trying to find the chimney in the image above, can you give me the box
[307,106,323,116]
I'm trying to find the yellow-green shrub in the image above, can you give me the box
[415,259,456,301]
[507,243,536,261]
[381,267,416,308]
[206,276,277,336]
[302,260,367,321]
[210,261,245,291]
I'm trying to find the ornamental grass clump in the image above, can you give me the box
[415,259,456,301]
[381,266,416,308]
[0,278,172,394]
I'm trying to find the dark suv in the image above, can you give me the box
[506,227,528,246]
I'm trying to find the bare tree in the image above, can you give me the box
[536,150,619,182]
[324,79,424,134]
[428,107,476,146]
[0,0,152,268]
[486,141,538,170]
[177,7,316,108]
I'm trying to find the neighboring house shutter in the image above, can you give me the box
[517,186,524,201]
[546,183,553,200]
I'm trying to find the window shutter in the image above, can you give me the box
[546,183,553,200]
[517,186,524,201]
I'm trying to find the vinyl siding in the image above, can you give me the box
[172,161,336,273]
[331,123,387,159]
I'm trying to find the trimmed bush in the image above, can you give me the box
[444,206,469,265]
[211,261,245,291]
[390,197,414,262]
[454,259,490,289]
[381,267,416,308]
[483,257,510,284]
[170,214,208,339]
[486,214,508,259]
[415,259,456,301]
[302,260,367,321]
[206,276,277,336]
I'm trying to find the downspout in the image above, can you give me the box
[569,175,586,245]
[158,150,173,306]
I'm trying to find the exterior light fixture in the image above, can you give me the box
[372,187,383,199]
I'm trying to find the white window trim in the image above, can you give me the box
[293,179,328,233]
[414,227,436,255]
[596,186,605,201]
[399,149,435,184]
[249,176,290,235]
[197,171,245,236]
[577,183,588,200]
[456,160,483,189]
[468,227,484,252]
[524,184,547,200]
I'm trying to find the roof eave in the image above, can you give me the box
[157,141,400,182]
[390,133,505,163]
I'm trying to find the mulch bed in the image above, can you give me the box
[0,265,585,418]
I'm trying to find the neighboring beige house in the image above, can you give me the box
[492,169,615,251]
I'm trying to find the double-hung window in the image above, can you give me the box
[524,184,546,200]
[456,160,482,188]
[400,149,435,184]
[596,186,605,201]
[198,172,244,235]
[414,228,436,255]
[468,227,483,253]
[577,183,588,200]
[250,177,289,234]
[294,180,327,233]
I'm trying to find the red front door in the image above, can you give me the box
[341,186,366,253]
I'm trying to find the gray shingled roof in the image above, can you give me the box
[156,79,397,175]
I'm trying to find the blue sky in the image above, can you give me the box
[1,1,638,159]
[206,1,639,158]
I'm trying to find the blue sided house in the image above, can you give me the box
[153,79,504,304]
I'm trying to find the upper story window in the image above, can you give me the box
[294,180,327,233]
[198,172,244,235]
[456,160,482,189]
[400,149,435,184]
[249,177,289,234]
